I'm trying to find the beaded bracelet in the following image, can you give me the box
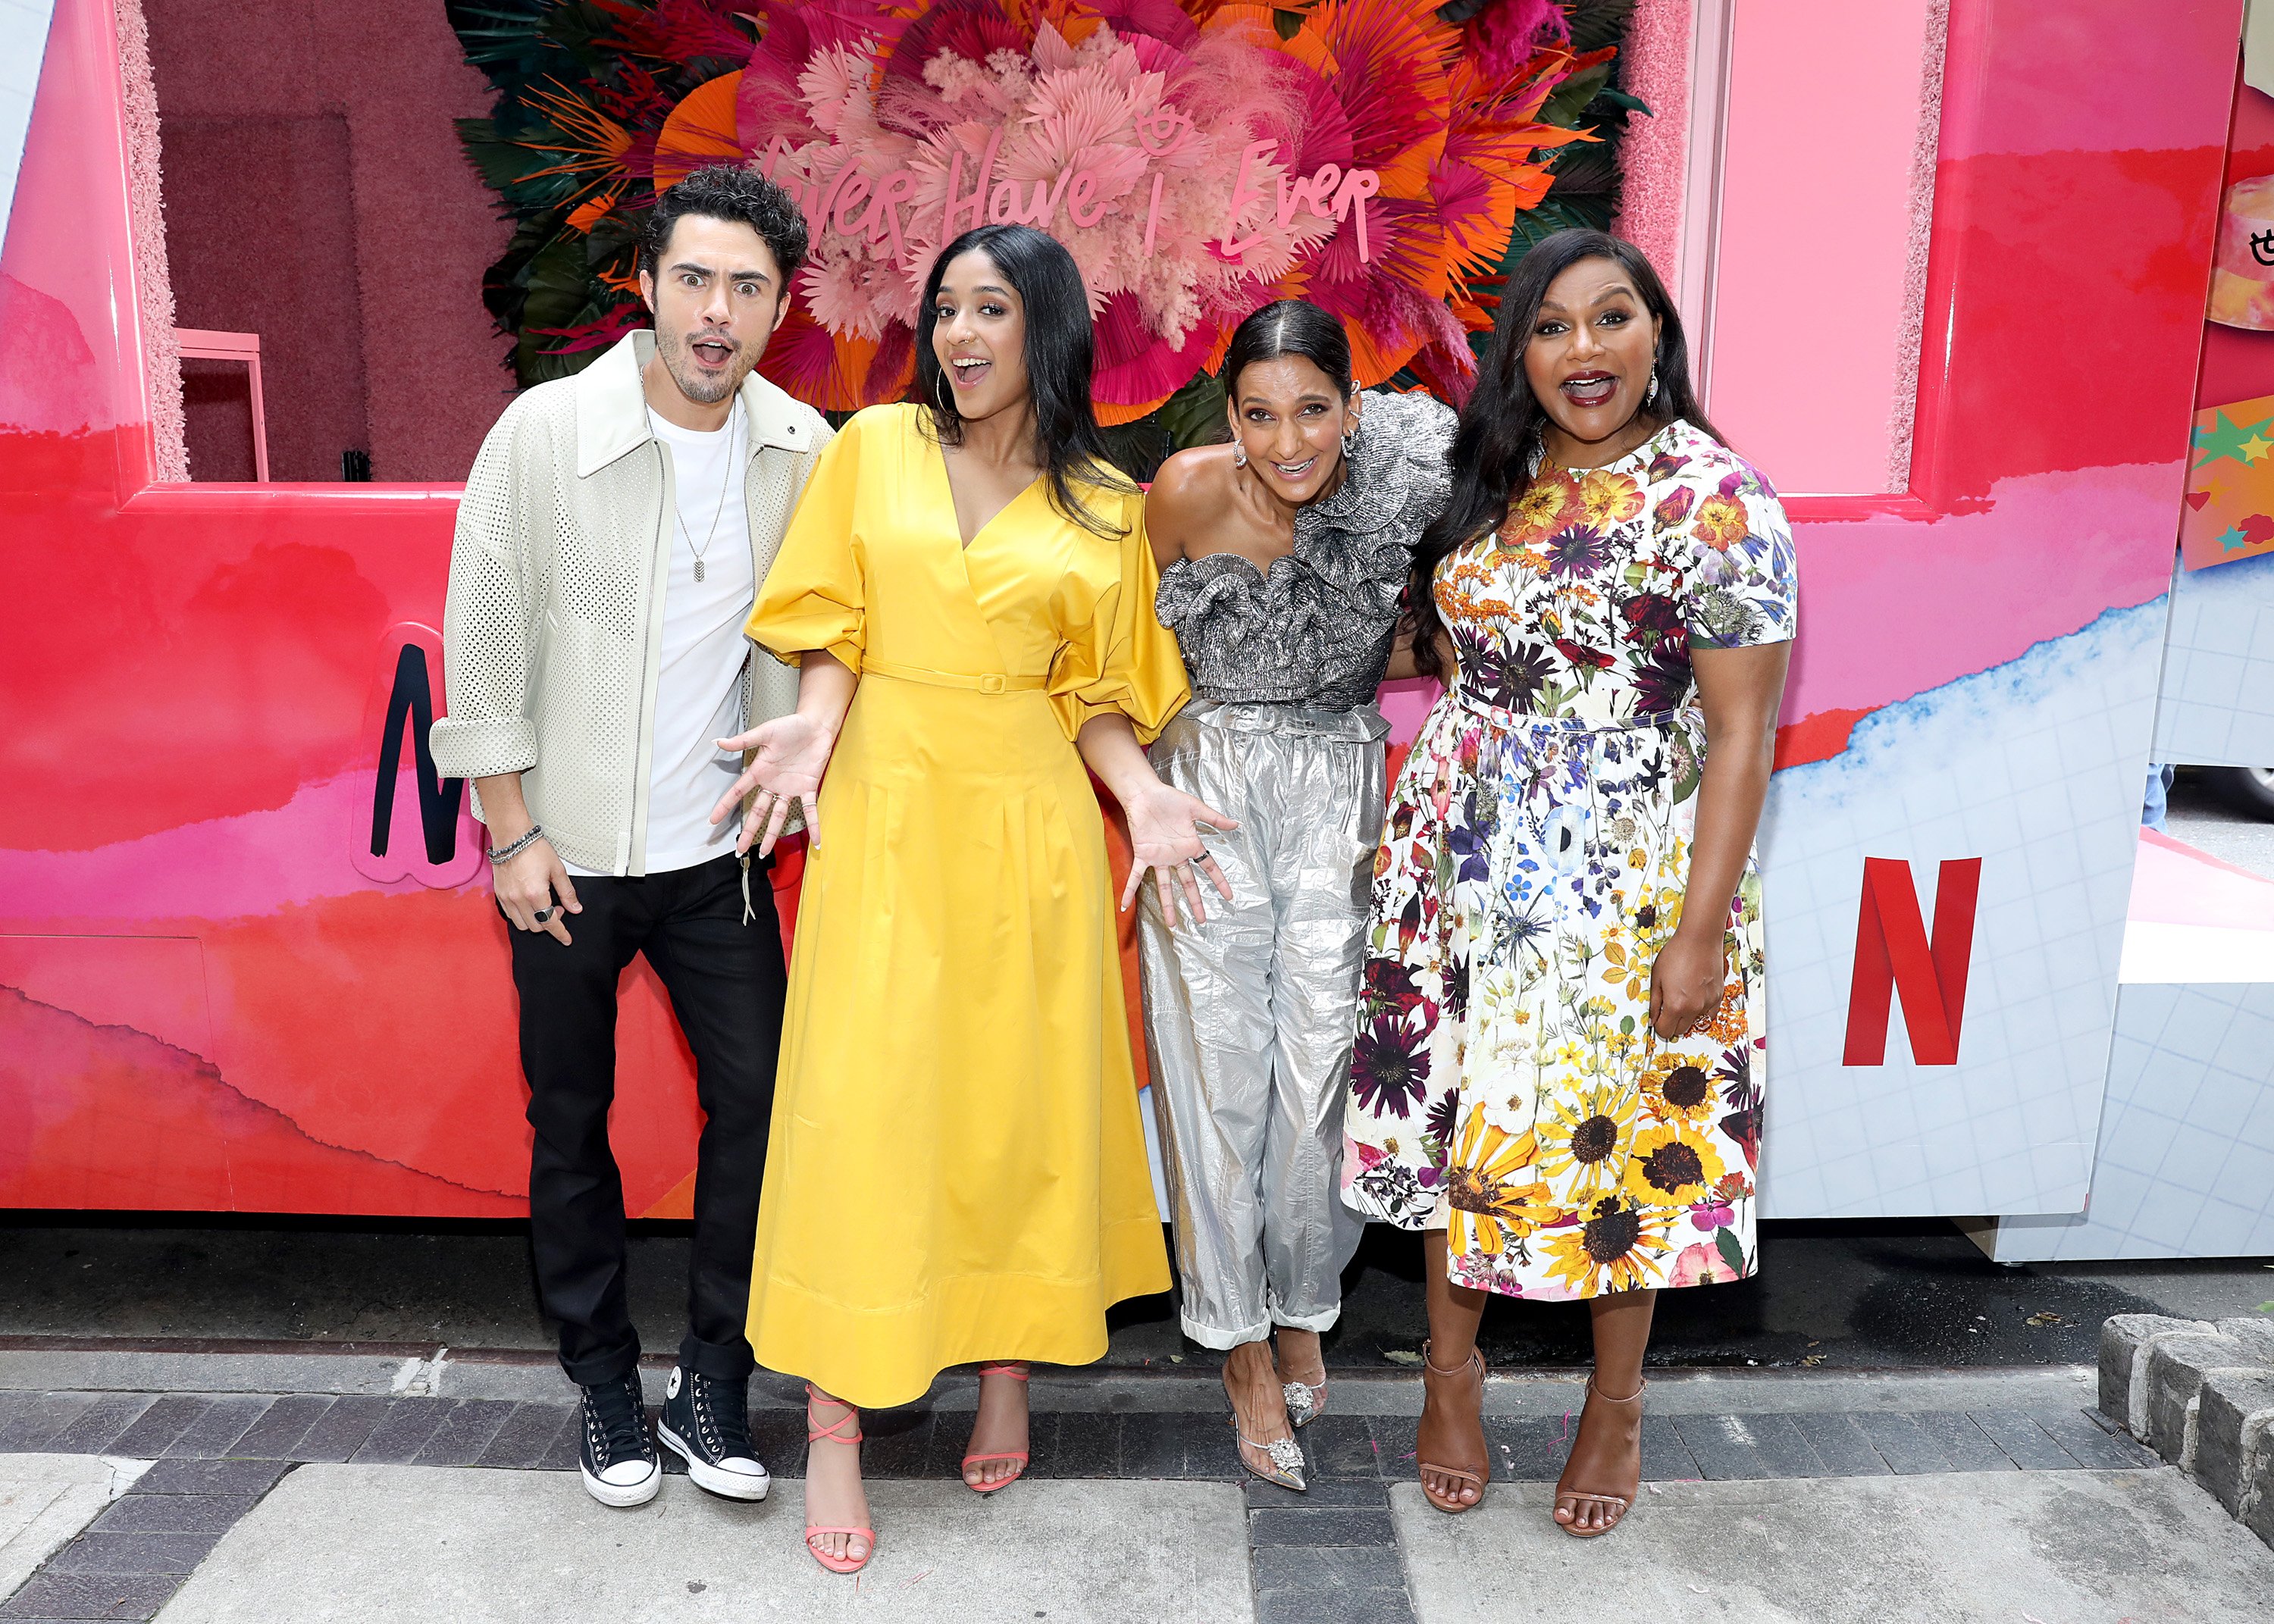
[486,825,546,865]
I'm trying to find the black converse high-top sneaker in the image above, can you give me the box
[577,1372,661,1507]
[657,1366,771,1501]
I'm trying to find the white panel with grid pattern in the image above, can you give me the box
[1756,601,2166,1217]
[1990,983,2274,1261]
[2152,552,2274,768]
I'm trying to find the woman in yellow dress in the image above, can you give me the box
[712,224,1234,1574]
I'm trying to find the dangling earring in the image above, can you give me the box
[1645,371,1660,408]
[1233,446,1247,468]
[1342,425,1359,458]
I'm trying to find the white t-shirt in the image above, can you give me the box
[566,404,755,876]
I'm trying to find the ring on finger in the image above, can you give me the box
[533,906,556,925]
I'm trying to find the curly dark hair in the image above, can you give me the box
[640,164,810,293]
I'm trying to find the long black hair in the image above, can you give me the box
[911,224,1133,536]
[1222,299,1354,400]
[1408,229,1721,681]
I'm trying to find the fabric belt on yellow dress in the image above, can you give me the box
[862,656,1047,694]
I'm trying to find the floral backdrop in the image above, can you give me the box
[450,0,1640,456]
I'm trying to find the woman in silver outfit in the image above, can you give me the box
[1139,301,1455,1491]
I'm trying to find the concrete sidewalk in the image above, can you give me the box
[1,1356,2268,1623]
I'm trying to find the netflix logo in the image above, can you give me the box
[1842,857,1984,1067]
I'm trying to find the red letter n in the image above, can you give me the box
[1842,858,1983,1066]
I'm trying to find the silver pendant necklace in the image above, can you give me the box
[684,396,738,584]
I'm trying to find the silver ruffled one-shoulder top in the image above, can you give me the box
[1153,390,1457,712]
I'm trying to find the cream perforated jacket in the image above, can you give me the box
[431,330,832,875]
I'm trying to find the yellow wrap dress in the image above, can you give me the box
[743,404,1184,1408]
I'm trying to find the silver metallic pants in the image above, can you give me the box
[1137,701,1381,1349]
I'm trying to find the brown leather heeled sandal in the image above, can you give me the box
[1417,1341,1490,1513]
[1553,1375,1648,1538]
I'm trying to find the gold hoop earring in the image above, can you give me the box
[933,367,954,417]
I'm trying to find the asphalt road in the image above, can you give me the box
[2166,765,2274,881]
[3,1215,2266,1373]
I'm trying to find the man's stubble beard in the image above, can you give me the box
[659,321,752,406]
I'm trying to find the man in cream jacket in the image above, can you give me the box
[431,166,828,1510]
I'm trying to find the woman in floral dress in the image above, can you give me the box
[1342,230,1795,1536]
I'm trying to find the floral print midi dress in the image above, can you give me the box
[1341,419,1796,1300]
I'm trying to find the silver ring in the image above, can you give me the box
[532,906,555,925]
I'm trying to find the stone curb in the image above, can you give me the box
[2099,1312,2274,1550]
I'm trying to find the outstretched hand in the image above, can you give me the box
[709,713,837,858]
[1120,782,1239,925]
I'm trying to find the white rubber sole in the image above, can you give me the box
[579,1457,662,1508]
[657,1421,772,1502]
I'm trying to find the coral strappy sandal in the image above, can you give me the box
[961,1362,1031,1493]
[802,1386,874,1575]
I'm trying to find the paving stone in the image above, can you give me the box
[291,1397,389,1464]
[87,1494,258,1535]
[45,1531,226,1575]
[1255,1588,1416,1624]
[1251,1544,1408,1591]
[346,1401,453,1466]
[0,1569,178,1620]
[1248,1507,1396,1546]
[1737,1413,1826,1477]
[860,1408,936,1479]
[1245,1478,1390,1509]
[1120,1411,1219,1479]
[162,1396,271,1460]
[2144,1331,2260,1467]
[129,1459,290,1497]
[409,1400,516,1468]
[1787,1412,1893,1478]
[224,1395,334,1461]
[1910,1413,2016,1473]
[1671,1413,1773,1480]
[0,1392,37,1437]
[1850,1412,1953,1475]
[1965,1410,2082,1471]
[2099,1313,2197,1432]
[1301,1414,1383,1481]
[744,1407,804,1478]
[0,1393,98,1453]
[1035,1410,1118,1479]
[2192,1366,2274,1518]
[43,1394,156,1457]
[158,1470,1251,1623]
[106,1396,214,1460]
[1393,1470,2274,1624]
[1637,1412,1700,1482]
[1364,1412,1418,1473]
[1482,1416,1565,1482]
[2023,1407,2161,1471]
[471,1402,575,1470]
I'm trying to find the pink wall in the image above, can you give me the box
[1705,0,1942,494]
[143,0,512,482]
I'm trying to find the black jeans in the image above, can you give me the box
[507,853,783,1385]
